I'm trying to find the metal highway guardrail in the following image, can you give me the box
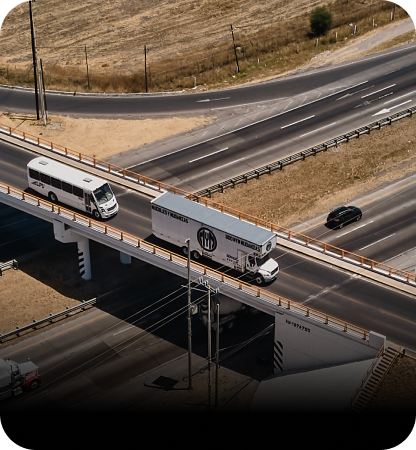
[194,106,416,197]
[0,298,97,343]
[0,182,370,342]
[0,259,18,275]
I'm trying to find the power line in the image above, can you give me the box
[15,290,210,408]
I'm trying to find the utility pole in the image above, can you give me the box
[215,301,220,407]
[37,65,46,125]
[393,4,396,20]
[230,24,239,74]
[185,239,193,391]
[40,59,48,121]
[207,283,212,411]
[29,0,39,120]
[144,45,148,93]
[84,45,90,91]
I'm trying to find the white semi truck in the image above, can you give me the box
[151,192,279,285]
[0,358,41,402]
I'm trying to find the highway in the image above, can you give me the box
[1,43,415,118]
[1,41,416,412]
[132,66,416,191]
[1,138,416,352]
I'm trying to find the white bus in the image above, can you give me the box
[27,156,119,219]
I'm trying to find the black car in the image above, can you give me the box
[326,206,362,229]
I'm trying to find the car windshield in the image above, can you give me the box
[256,255,269,267]
[93,183,113,205]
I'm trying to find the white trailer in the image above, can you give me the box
[27,156,119,219]
[0,358,41,402]
[151,192,279,285]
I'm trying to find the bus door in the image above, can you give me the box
[84,192,92,213]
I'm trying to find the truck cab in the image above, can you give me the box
[244,254,279,285]
[0,358,41,402]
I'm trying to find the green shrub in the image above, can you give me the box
[310,7,333,36]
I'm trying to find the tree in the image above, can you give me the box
[310,7,333,36]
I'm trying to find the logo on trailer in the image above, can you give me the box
[197,228,217,252]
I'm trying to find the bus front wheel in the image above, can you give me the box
[48,192,57,203]
[93,209,101,220]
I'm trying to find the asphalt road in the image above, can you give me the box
[1,43,415,118]
[2,43,416,412]
[125,55,416,192]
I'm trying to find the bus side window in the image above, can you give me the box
[29,169,40,180]
[62,182,72,194]
[73,186,83,198]
[40,173,51,185]
[51,177,62,189]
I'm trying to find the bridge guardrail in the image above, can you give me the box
[0,298,97,343]
[194,106,416,197]
[0,181,370,342]
[1,109,415,286]
[0,121,190,198]
[0,259,18,275]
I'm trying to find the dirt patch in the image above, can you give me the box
[211,117,416,229]
[0,239,159,335]
[0,112,215,160]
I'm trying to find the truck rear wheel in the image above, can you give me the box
[191,250,200,260]
[182,246,189,256]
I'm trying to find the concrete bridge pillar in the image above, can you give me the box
[120,252,131,265]
[77,237,91,280]
[53,220,91,280]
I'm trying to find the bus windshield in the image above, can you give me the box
[93,183,113,205]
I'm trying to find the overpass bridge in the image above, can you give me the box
[2,124,416,374]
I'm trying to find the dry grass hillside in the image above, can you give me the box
[0,0,332,73]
